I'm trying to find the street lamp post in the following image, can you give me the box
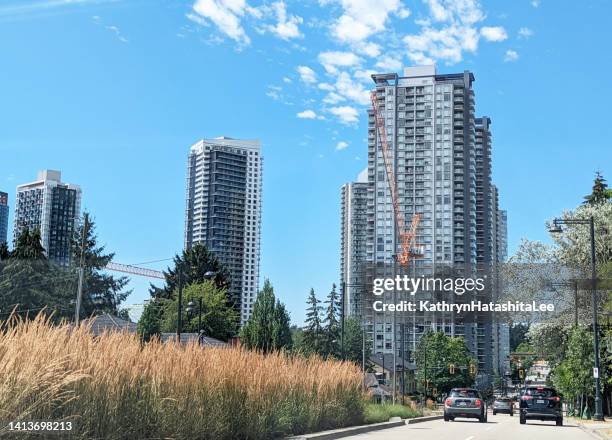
[549,216,603,421]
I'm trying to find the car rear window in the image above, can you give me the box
[496,398,510,402]
[450,390,479,398]
[524,388,557,398]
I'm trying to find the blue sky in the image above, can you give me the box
[1,0,610,324]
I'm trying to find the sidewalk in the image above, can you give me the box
[569,417,612,439]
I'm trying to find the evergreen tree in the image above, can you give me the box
[150,243,230,300]
[0,228,74,322]
[12,227,46,259]
[322,283,340,358]
[343,316,370,367]
[301,288,323,355]
[0,242,9,261]
[584,171,611,205]
[240,279,291,352]
[71,212,131,318]
[137,301,162,342]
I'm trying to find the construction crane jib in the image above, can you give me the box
[370,90,423,266]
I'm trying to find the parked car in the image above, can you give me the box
[444,388,488,423]
[519,386,563,426]
[492,397,514,416]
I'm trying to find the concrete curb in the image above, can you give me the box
[406,415,444,424]
[286,420,405,440]
[286,415,443,439]
[576,423,608,440]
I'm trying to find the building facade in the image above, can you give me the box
[340,179,369,317]
[340,65,508,382]
[0,191,8,246]
[14,170,81,266]
[184,137,262,326]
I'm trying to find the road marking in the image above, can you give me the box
[465,436,475,440]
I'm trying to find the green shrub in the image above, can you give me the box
[363,403,422,424]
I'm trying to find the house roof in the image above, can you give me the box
[82,313,137,336]
[160,332,229,347]
[370,353,416,372]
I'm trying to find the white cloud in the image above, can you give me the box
[480,26,507,42]
[0,0,118,20]
[318,82,335,91]
[263,1,303,40]
[518,27,534,39]
[105,24,128,43]
[190,0,260,46]
[403,0,507,65]
[329,105,359,124]
[375,55,402,71]
[330,0,410,45]
[297,65,317,84]
[404,25,479,64]
[356,41,381,57]
[266,85,282,100]
[335,71,370,105]
[425,0,484,25]
[336,141,349,150]
[318,51,362,74]
[283,76,292,83]
[531,0,540,7]
[297,109,317,119]
[323,92,345,104]
[354,69,377,82]
[504,49,519,62]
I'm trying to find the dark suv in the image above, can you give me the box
[519,386,563,426]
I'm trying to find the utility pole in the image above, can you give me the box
[75,214,89,325]
[392,258,397,405]
[341,281,346,360]
[401,322,406,404]
[590,216,603,421]
[177,267,183,342]
[198,296,203,335]
[574,280,578,328]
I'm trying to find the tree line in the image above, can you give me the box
[506,172,612,416]
[0,212,131,322]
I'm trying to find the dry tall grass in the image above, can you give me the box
[0,315,364,439]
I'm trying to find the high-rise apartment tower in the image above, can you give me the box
[340,65,508,381]
[184,137,262,326]
[14,170,81,266]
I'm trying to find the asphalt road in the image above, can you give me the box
[343,413,591,440]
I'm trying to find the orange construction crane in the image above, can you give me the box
[370,90,422,266]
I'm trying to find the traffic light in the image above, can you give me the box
[519,368,525,379]
[469,363,477,377]
[449,363,455,375]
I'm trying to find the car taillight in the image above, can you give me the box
[551,396,560,402]
[521,395,532,401]
[475,399,481,407]
[445,398,452,406]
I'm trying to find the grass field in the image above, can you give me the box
[0,315,364,439]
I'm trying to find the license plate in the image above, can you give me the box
[536,399,546,404]
[459,402,467,406]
